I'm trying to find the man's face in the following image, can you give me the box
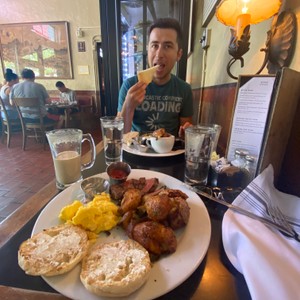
[57,86,66,93]
[147,28,182,85]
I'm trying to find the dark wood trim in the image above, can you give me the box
[192,83,237,156]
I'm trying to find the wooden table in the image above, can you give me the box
[0,142,251,299]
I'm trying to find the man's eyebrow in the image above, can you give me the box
[149,40,175,45]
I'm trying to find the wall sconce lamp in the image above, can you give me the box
[216,0,297,79]
[76,27,101,39]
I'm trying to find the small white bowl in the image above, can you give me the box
[146,135,175,154]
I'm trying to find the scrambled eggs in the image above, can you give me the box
[59,192,120,234]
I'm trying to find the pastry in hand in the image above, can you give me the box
[137,65,158,85]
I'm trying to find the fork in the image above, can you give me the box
[251,182,300,242]
[214,188,300,242]
[251,182,300,228]
[266,200,300,242]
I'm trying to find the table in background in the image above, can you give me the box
[46,103,79,128]
[0,145,251,299]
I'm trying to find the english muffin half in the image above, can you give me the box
[18,224,89,276]
[80,239,151,297]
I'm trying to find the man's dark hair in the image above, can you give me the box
[55,81,65,88]
[148,18,183,49]
[21,68,35,79]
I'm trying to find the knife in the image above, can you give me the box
[188,185,297,238]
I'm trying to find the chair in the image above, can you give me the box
[77,95,94,114]
[13,97,57,150]
[0,96,21,148]
[75,95,94,130]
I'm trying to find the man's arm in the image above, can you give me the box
[69,90,77,104]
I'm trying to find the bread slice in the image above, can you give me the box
[123,131,139,146]
[80,239,151,297]
[18,224,89,276]
[137,65,158,85]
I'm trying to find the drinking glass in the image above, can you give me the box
[184,125,216,186]
[46,129,96,190]
[100,116,124,165]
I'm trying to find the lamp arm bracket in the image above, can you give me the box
[255,47,269,75]
[226,57,245,80]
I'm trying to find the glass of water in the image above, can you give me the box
[100,116,124,165]
[184,125,216,186]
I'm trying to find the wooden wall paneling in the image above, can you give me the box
[195,83,236,156]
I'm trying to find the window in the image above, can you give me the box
[0,21,73,79]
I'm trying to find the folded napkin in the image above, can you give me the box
[222,165,300,300]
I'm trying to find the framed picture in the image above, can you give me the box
[0,21,73,79]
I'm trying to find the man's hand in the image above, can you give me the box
[178,121,193,139]
[124,81,148,110]
[119,82,147,133]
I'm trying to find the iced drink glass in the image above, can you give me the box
[184,125,216,186]
[100,116,124,165]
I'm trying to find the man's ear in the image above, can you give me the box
[177,48,183,61]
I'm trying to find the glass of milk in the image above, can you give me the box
[46,129,96,190]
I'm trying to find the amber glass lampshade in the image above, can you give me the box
[216,0,282,26]
[214,0,288,80]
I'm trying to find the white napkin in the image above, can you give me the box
[222,165,300,300]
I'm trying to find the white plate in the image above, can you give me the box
[123,143,185,157]
[32,170,211,300]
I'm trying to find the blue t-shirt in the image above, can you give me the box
[118,74,193,136]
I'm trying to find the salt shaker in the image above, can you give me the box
[231,148,249,168]
[244,155,256,180]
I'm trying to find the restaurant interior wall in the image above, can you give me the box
[0,0,101,94]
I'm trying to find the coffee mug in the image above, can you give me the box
[46,129,96,190]
[146,135,175,154]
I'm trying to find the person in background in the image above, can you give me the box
[0,68,19,120]
[54,81,79,128]
[10,68,62,127]
[117,18,193,137]
[55,81,77,105]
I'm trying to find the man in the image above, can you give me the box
[10,68,59,125]
[118,18,193,137]
[55,81,77,105]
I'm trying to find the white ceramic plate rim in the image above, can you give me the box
[32,170,211,300]
[123,143,185,157]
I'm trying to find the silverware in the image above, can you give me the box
[131,138,148,152]
[188,185,299,240]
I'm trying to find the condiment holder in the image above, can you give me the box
[106,162,131,185]
[81,177,109,200]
